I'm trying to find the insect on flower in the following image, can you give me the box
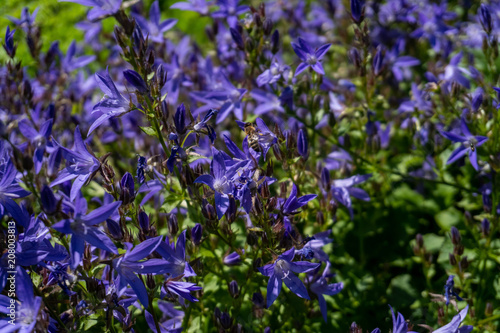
[244,122,262,152]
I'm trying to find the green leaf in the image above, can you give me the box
[422,234,445,253]
[435,207,461,230]
[187,153,207,164]
[162,193,184,213]
[139,126,158,137]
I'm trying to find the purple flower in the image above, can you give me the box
[471,87,483,113]
[0,268,41,333]
[389,305,417,333]
[223,251,241,266]
[156,231,196,278]
[310,273,343,322]
[239,118,278,159]
[440,118,488,171]
[0,160,31,223]
[112,236,165,307]
[251,90,285,115]
[18,119,53,174]
[281,183,317,215]
[7,7,38,31]
[258,247,320,308]
[291,38,331,76]
[191,75,247,124]
[50,126,100,201]
[61,0,122,21]
[297,231,333,263]
[331,174,372,219]
[444,52,471,89]
[256,60,290,87]
[89,68,130,135]
[3,26,16,58]
[434,306,473,333]
[132,1,177,43]
[444,275,462,305]
[398,83,432,114]
[193,109,218,143]
[62,40,96,72]
[52,196,121,269]
[170,0,213,15]
[194,148,249,219]
[211,0,249,28]
[162,280,202,303]
[145,300,184,333]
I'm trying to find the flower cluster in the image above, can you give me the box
[0,0,498,331]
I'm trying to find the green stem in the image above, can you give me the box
[149,296,162,333]
[181,130,194,148]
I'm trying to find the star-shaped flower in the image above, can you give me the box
[440,118,488,171]
[258,247,320,308]
[291,38,331,76]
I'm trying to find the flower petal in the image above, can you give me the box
[266,274,282,308]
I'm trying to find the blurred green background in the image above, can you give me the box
[0,0,210,63]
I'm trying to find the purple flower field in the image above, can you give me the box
[0,0,499,332]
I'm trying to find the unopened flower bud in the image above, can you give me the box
[253,13,262,27]
[168,214,179,235]
[156,64,167,89]
[106,219,123,240]
[220,312,232,330]
[146,274,156,289]
[485,302,493,316]
[247,232,258,246]
[481,218,490,237]
[321,168,331,191]
[271,30,280,54]
[459,256,469,270]
[138,211,150,232]
[297,128,308,158]
[272,144,283,161]
[454,243,464,256]
[349,48,362,69]
[123,69,149,94]
[214,307,222,319]
[450,227,461,245]
[252,292,265,308]
[41,185,58,215]
[479,4,493,34]
[201,199,217,220]
[230,27,245,50]
[229,280,239,299]
[350,0,365,24]
[245,37,255,52]
[449,253,457,266]
[225,196,237,223]
[372,46,385,76]
[263,18,273,35]
[316,211,325,225]
[119,172,135,205]
[191,223,202,245]
[416,233,424,249]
